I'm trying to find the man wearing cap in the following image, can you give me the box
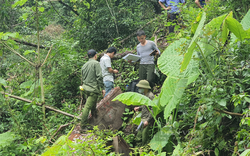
[100,47,119,97]
[81,49,104,130]
[134,80,155,146]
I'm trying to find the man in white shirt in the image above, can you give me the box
[100,47,119,97]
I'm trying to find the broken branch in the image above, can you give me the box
[11,38,49,50]
[41,44,53,67]
[119,16,160,44]
[214,108,243,117]
[1,92,81,119]
[50,122,73,142]
[0,41,36,67]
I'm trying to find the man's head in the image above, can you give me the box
[106,47,117,58]
[136,30,146,45]
[87,49,98,59]
[136,80,151,94]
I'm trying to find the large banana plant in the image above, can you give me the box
[113,9,250,153]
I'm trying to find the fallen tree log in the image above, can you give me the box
[1,92,80,119]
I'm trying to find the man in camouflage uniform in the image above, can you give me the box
[81,49,104,130]
[134,80,155,146]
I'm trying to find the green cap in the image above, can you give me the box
[136,80,151,89]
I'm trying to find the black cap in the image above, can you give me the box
[107,47,117,54]
[87,49,97,58]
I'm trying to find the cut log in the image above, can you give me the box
[88,87,126,130]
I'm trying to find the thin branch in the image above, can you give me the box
[41,44,53,67]
[57,0,79,16]
[105,0,119,36]
[214,108,243,117]
[49,0,70,24]
[119,16,160,43]
[88,145,96,156]
[1,92,81,119]
[11,20,28,28]
[0,41,36,67]
[50,122,73,142]
[186,106,201,151]
[48,0,92,25]
[11,38,49,49]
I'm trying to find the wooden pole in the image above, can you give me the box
[1,92,81,119]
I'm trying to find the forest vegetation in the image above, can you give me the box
[0,0,250,155]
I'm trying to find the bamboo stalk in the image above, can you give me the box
[0,41,36,67]
[36,2,46,134]
[1,92,81,119]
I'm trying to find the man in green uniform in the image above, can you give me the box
[81,49,104,130]
[134,80,155,146]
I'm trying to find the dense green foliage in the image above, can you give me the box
[0,0,250,155]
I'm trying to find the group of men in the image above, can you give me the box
[80,0,209,145]
[80,47,118,130]
[80,30,159,146]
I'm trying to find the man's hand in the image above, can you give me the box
[165,6,171,11]
[155,51,160,56]
[113,69,118,74]
[143,121,148,127]
[102,90,105,97]
[134,107,140,112]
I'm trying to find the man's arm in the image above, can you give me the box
[105,58,118,74]
[195,0,203,8]
[108,67,118,74]
[134,106,142,112]
[158,1,171,11]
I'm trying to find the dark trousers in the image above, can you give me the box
[168,13,179,34]
[139,64,155,89]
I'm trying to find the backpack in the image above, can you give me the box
[127,79,139,92]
